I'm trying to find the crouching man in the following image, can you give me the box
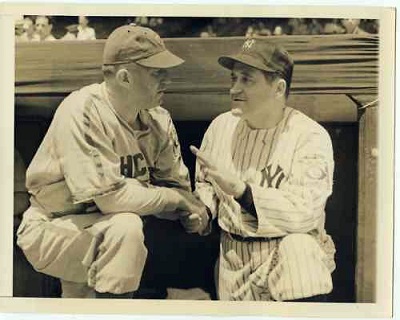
[191,39,336,301]
[17,25,205,299]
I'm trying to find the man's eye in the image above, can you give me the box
[242,76,251,84]
[152,69,164,77]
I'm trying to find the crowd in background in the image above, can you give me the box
[15,15,378,41]
[15,15,97,42]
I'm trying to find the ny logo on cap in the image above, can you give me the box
[242,39,255,51]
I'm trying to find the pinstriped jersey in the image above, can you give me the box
[195,107,334,239]
[26,82,190,217]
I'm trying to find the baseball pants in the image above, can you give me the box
[17,205,147,296]
[218,231,336,301]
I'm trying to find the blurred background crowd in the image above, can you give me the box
[15,15,378,41]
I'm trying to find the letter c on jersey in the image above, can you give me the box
[120,153,147,178]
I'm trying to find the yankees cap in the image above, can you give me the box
[103,24,184,68]
[218,38,294,84]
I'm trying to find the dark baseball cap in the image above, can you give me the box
[103,24,184,68]
[218,38,294,84]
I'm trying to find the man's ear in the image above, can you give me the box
[115,68,131,88]
[275,78,287,99]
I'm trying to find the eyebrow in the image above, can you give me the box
[231,70,254,77]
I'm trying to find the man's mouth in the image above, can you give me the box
[232,97,246,102]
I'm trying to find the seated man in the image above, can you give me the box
[33,15,56,41]
[191,39,336,301]
[61,24,79,41]
[77,16,96,40]
[17,24,205,299]
[16,17,36,42]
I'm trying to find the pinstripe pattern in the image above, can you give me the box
[195,107,336,301]
[219,231,334,301]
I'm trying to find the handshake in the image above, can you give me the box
[164,188,211,234]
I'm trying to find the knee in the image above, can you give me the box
[106,213,144,243]
[278,233,320,257]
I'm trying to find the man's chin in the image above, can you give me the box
[231,107,243,117]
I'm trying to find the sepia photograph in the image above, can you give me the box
[0,3,396,318]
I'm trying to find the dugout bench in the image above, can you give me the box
[14,35,378,302]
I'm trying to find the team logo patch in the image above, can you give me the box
[260,164,285,188]
[242,39,255,51]
[306,166,327,180]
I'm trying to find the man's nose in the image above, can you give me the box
[230,80,242,95]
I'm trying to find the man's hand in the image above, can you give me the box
[179,208,210,234]
[162,188,202,213]
[190,145,246,198]
[174,188,206,213]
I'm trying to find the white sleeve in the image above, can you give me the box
[54,98,181,215]
[194,122,219,219]
[249,129,334,236]
[94,179,181,216]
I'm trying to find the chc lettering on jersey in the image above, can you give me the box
[120,153,148,179]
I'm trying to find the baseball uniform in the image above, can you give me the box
[195,107,336,301]
[17,81,191,296]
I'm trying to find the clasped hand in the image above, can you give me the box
[174,189,210,234]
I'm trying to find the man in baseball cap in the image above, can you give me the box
[17,24,206,299]
[191,38,336,301]
[103,24,184,68]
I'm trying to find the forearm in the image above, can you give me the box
[194,181,218,219]
[95,179,183,216]
[249,183,329,235]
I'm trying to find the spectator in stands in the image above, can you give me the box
[17,17,38,42]
[288,18,309,35]
[245,25,256,38]
[256,21,272,36]
[15,19,24,37]
[309,19,324,35]
[200,25,216,38]
[34,15,56,41]
[273,25,285,36]
[323,19,345,35]
[61,24,79,40]
[341,19,370,35]
[134,16,149,26]
[77,16,96,40]
[362,19,379,34]
[245,22,272,38]
[148,17,164,28]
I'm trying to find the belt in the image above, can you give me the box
[224,231,280,242]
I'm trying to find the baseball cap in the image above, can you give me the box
[103,24,184,68]
[218,38,294,84]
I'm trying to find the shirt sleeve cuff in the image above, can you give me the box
[235,183,257,218]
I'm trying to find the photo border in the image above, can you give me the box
[0,3,396,317]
